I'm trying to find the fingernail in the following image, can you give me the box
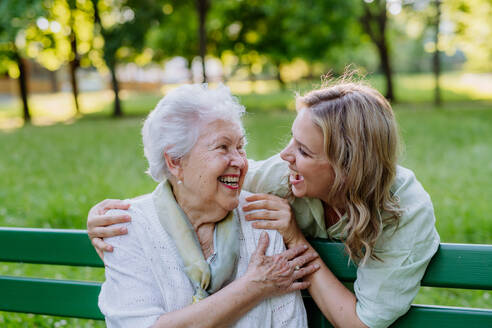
[120,227,127,233]
[106,246,113,251]
[303,245,308,249]
[314,264,320,269]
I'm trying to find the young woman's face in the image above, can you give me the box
[280,107,334,202]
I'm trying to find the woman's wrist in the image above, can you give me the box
[286,232,308,249]
[236,274,269,301]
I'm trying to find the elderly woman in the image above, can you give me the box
[97,84,316,328]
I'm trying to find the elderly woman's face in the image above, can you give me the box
[179,119,248,212]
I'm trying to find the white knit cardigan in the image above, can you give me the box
[98,190,308,328]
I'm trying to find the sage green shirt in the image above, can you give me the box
[243,154,440,328]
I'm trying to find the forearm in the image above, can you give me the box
[153,275,265,328]
[288,236,367,328]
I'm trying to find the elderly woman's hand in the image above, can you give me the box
[243,193,303,247]
[87,199,131,259]
[244,231,319,297]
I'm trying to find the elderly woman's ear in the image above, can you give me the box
[163,152,183,181]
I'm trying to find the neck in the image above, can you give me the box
[322,201,345,228]
[170,181,229,231]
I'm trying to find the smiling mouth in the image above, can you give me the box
[218,175,240,190]
[289,170,304,185]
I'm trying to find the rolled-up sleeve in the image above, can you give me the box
[98,208,165,328]
[354,166,440,328]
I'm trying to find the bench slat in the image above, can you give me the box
[0,276,104,320]
[0,228,103,267]
[1,228,491,290]
[2,276,490,325]
[305,296,492,327]
[310,239,492,290]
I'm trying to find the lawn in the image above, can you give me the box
[0,73,491,326]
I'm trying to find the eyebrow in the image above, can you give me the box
[210,135,245,146]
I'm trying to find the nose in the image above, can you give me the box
[230,149,246,169]
[280,139,295,164]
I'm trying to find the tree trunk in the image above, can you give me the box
[248,63,257,93]
[360,0,395,102]
[197,0,208,83]
[69,58,80,114]
[69,18,81,114]
[110,64,122,117]
[49,70,59,93]
[433,0,442,106]
[91,0,121,117]
[377,40,394,101]
[14,51,30,123]
[275,61,286,90]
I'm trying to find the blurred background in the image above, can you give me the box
[0,0,491,326]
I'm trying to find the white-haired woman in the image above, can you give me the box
[89,79,440,328]
[95,84,315,328]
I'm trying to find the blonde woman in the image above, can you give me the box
[88,79,439,328]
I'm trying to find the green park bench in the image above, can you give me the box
[0,227,491,327]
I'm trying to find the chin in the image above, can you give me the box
[292,187,306,198]
[223,198,240,212]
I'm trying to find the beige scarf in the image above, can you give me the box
[152,181,240,303]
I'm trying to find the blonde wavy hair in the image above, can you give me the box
[297,77,402,265]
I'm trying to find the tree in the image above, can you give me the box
[67,0,81,113]
[444,0,492,72]
[90,0,163,116]
[214,0,356,88]
[147,1,199,81]
[360,0,395,101]
[0,0,45,123]
[432,0,442,106]
[196,0,208,82]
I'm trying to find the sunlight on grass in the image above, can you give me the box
[444,73,492,100]
[1,72,492,132]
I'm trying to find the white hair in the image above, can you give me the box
[142,83,246,182]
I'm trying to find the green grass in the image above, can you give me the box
[0,73,491,325]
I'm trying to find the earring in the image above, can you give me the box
[177,180,183,185]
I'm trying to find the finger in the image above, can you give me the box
[253,231,270,256]
[293,264,320,280]
[95,248,104,261]
[246,210,279,221]
[89,225,128,239]
[245,193,275,202]
[251,221,283,231]
[289,251,319,269]
[102,200,130,213]
[243,199,281,212]
[280,244,309,261]
[91,237,114,253]
[287,281,311,292]
[88,214,131,228]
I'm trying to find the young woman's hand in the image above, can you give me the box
[244,231,319,298]
[243,194,304,247]
[87,199,131,259]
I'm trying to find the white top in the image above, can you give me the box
[98,189,308,328]
[244,154,441,328]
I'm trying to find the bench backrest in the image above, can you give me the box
[0,228,491,326]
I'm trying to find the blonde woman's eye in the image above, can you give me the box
[299,147,309,157]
